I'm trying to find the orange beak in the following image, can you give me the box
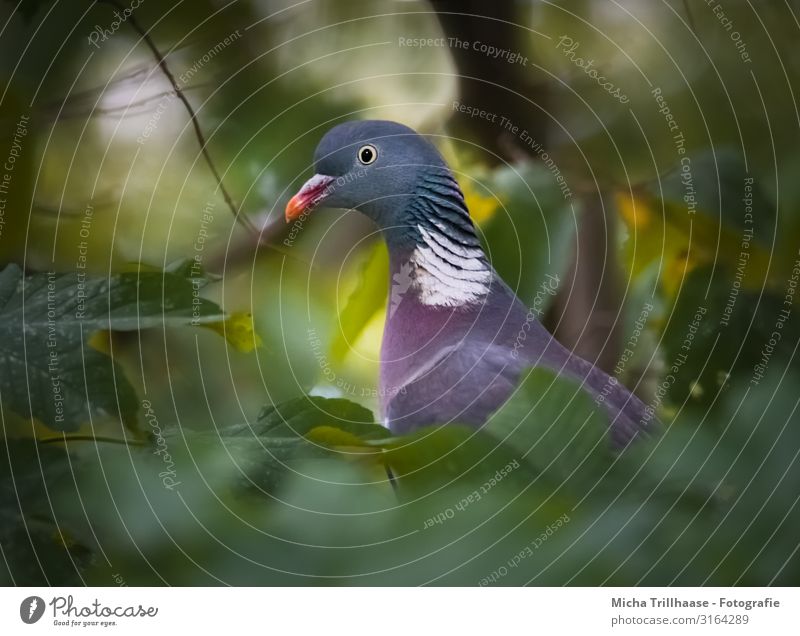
[285,174,335,222]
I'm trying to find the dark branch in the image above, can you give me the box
[97,0,258,235]
[39,434,147,447]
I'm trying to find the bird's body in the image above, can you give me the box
[286,120,652,447]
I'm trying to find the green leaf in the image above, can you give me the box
[486,367,613,482]
[3,0,51,22]
[0,439,89,585]
[619,148,775,297]
[164,257,221,285]
[382,424,532,498]
[660,266,800,410]
[239,395,385,440]
[647,147,775,237]
[0,264,226,431]
[200,311,262,353]
[170,428,334,494]
[329,242,389,363]
[481,163,576,308]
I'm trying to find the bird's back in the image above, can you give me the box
[381,271,653,447]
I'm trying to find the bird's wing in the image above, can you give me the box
[386,334,654,447]
[551,351,654,447]
[384,340,525,434]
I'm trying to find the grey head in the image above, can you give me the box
[286,120,482,253]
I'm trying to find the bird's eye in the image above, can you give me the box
[357,144,377,165]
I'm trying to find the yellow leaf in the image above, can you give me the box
[330,241,389,364]
[202,312,262,352]
[461,177,501,225]
[53,527,78,550]
[304,425,367,448]
[304,426,387,470]
[615,190,772,298]
[0,412,65,440]
[617,191,653,231]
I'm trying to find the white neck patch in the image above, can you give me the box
[405,225,492,308]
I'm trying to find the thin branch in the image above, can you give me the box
[38,434,147,447]
[97,0,258,235]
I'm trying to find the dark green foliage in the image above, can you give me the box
[0,264,225,431]
[0,439,89,585]
[6,369,790,586]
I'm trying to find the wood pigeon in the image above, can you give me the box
[286,120,653,447]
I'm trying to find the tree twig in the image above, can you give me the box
[39,434,147,447]
[97,0,258,235]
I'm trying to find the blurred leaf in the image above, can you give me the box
[124,258,220,287]
[172,428,333,494]
[228,395,386,440]
[164,257,220,285]
[304,425,369,448]
[329,242,389,364]
[660,266,800,409]
[202,311,262,353]
[487,367,612,484]
[461,175,501,225]
[382,424,533,502]
[3,0,50,22]
[481,163,576,307]
[0,439,89,585]
[619,148,774,297]
[0,264,225,430]
[649,148,775,235]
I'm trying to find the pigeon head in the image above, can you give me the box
[286,120,478,251]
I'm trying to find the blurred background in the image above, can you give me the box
[1,0,799,586]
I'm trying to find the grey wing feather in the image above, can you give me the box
[384,342,524,435]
